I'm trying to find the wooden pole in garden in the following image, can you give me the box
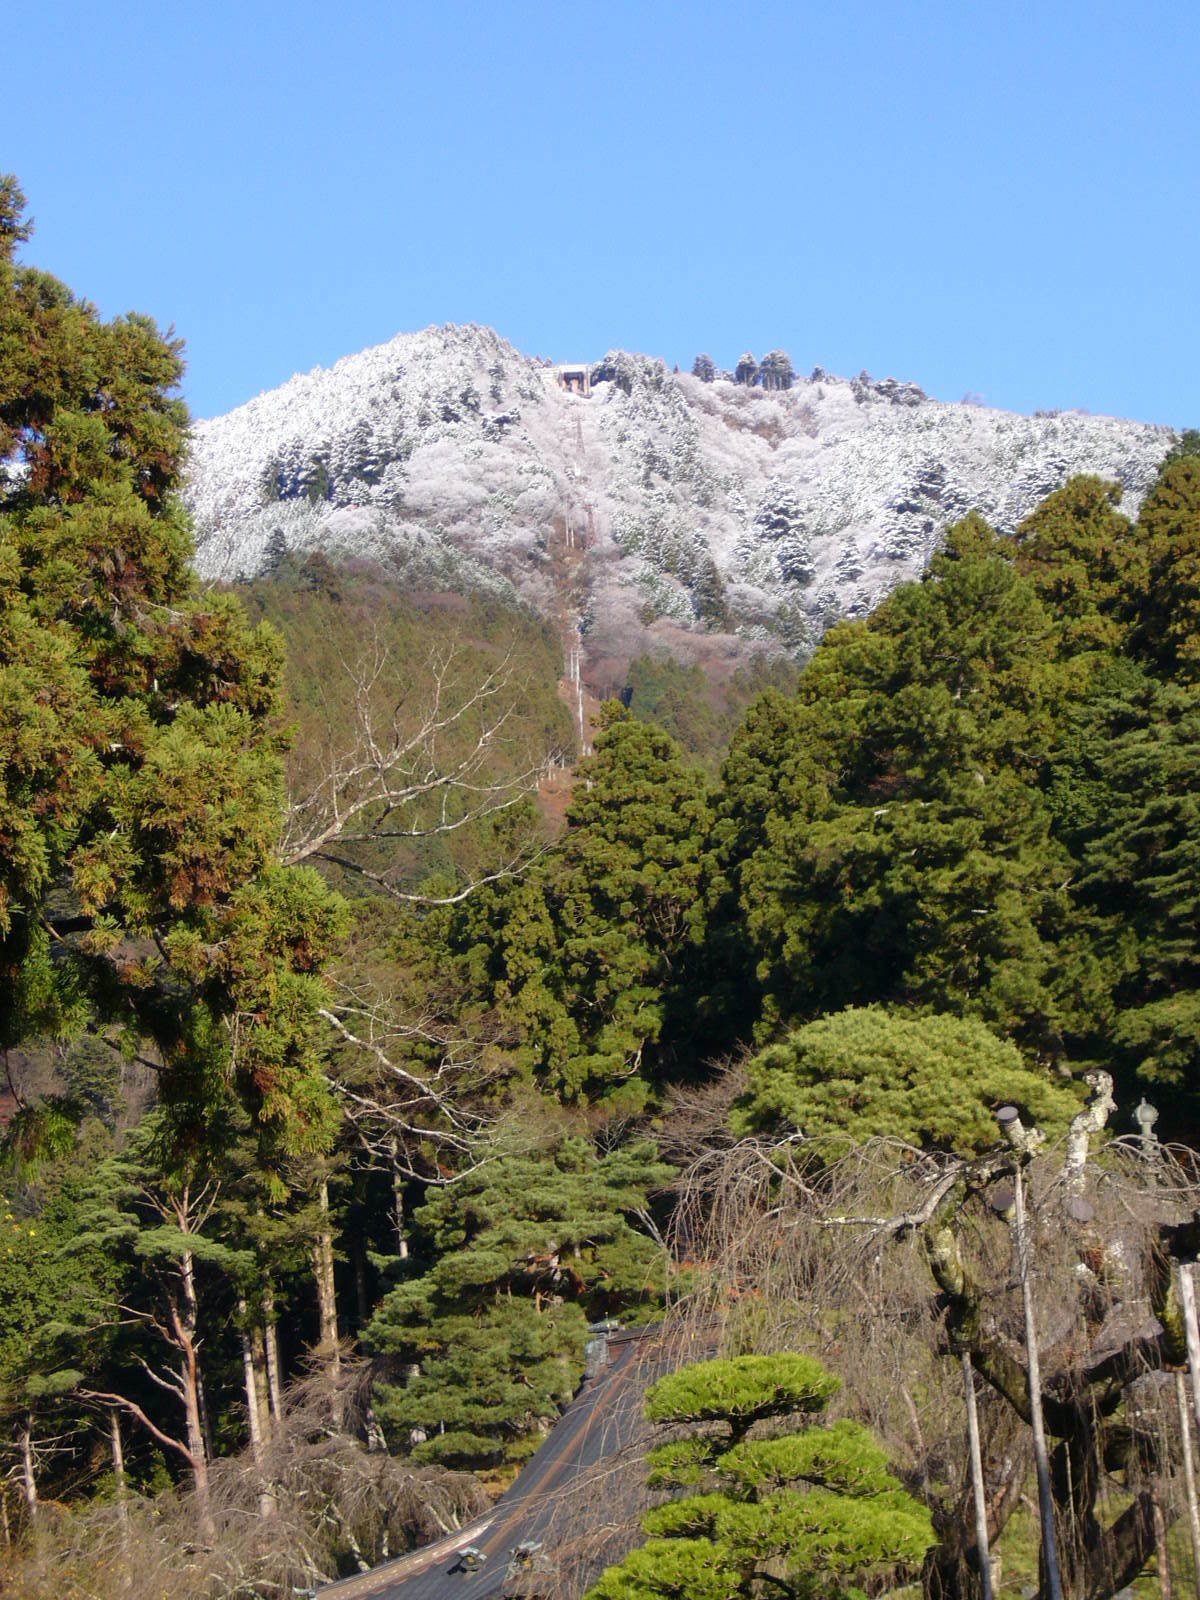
[997,1106,1063,1600]
[962,1351,995,1600]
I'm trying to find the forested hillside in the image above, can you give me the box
[5,171,1200,1600]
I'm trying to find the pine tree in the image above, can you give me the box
[1071,675,1200,1102]
[584,1355,933,1600]
[1011,475,1140,655]
[367,1132,672,1468]
[0,1127,117,1527]
[733,1007,1080,1154]
[691,354,716,383]
[715,518,1074,1050]
[461,707,712,1106]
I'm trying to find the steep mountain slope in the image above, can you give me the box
[185,325,1172,675]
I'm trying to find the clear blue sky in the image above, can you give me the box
[6,0,1197,424]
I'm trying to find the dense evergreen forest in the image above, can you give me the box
[4,171,1200,1600]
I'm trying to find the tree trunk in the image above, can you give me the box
[252,1324,271,1436]
[238,1298,265,1463]
[354,1239,369,1329]
[197,1373,215,1463]
[1180,1266,1200,1443]
[313,1179,340,1367]
[263,1283,284,1422]
[1011,1164,1064,1600]
[1153,1488,1173,1600]
[183,1367,209,1506]
[110,1408,128,1519]
[177,1244,212,1521]
[19,1416,37,1524]
[391,1144,409,1261]
[238,1298,276,1518]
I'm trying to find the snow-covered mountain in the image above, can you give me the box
[185,324,1173,672]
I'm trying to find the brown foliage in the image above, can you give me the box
[0,1355,487,1599]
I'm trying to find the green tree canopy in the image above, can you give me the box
[1011,475,1139,656]
[457,707,711,1107]
[1133,454,1200,683]
[367,1130,672,1468]
[713,519,1075,1050]
[0,174,346,1161]
[584,1354,933,1600]
[732,1007,1081,1154]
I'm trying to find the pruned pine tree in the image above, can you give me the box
[733,1008,1081,1155]
[584,1355,933,1600]
[668,1072,1200,1600]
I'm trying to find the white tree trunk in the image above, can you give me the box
[263,1284,284,1422]
[110,1408,128,1520]
[391,1147,409,1260]
[313,1179,340,1368]
[238,1297,265,1462]
[178,1244,212,1519]
[19,1417,37,1524]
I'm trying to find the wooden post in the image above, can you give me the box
[1012,1160,1064,1600]
[1174,1371,1200,1600]
[963,1352,995,1600]
[1155,1488,1174,1600]
[1180,1266,1200,1443]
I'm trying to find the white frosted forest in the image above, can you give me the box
[185,324,1173,667]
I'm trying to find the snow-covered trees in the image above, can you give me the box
[733,351,759,386]
[758,349,795,390]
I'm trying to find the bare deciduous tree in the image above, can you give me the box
[663,1079,1200,1600]
[5,1355,487,1600]
[279,635,554,882]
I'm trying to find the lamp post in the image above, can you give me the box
[997,1105,1063,1600]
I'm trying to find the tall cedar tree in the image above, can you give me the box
[456,706,711,1108]
[0,176,347,1161]
[712,517,1073,1053]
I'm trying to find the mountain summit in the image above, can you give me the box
[185,324,1172,671]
